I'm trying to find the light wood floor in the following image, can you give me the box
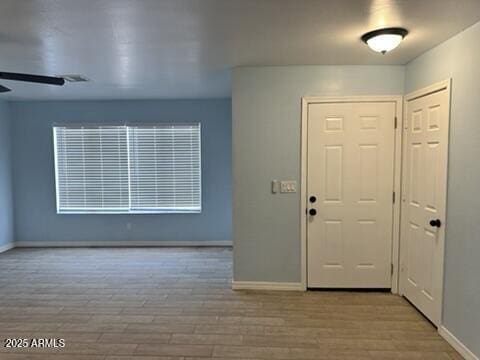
[0,247,460,360]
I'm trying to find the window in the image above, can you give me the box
[53,124,201,214]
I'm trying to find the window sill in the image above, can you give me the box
[57,210,202,215]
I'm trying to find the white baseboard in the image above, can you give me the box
[232,281,304,291]
[0,242,15,254]
[439,325,478,360]
[14,241,232,248]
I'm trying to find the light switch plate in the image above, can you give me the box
[280,180,297,193]
[271,180,279,194]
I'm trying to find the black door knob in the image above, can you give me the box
[430,219,442,228]
[309,209,317,216]
[309,196,317,203]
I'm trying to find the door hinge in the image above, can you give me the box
[391,263,394,275]
[394,116,398,129]
[393,191,396,204]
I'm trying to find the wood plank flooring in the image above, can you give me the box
[0,247,460,359]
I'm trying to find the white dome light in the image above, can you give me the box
[362,28,408,54]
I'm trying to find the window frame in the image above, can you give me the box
[53,123,202,215]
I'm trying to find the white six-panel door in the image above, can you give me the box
[307,101,396,288]
[401,84,450,325]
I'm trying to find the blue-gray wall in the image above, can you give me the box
[10,99,232,244]
[232,66,405,283]
[406,21,480,357]
[0,102,14,249]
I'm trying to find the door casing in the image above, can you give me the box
[300,96,404,292]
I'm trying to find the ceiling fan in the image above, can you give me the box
[0,71,65,93]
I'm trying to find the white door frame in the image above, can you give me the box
[399,79,451,305]
[300,96,404,293]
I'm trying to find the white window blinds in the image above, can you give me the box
[54,126,129,212]
[128,125,201,212]
[53,124,201,214]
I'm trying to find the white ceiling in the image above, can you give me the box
[1,0,480,100]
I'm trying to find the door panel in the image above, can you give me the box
[322,220,344,268]
[401,87,449,326]
[358,144,378,202]
[407,222,421,288]
[324,146,343,202]
[307,102,396,288]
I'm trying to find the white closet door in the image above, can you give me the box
[402,87,450,325]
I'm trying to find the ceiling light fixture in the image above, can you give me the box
[361,27,408,54]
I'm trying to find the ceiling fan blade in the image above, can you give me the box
[0,84,11,93]
[0,72,65,86]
